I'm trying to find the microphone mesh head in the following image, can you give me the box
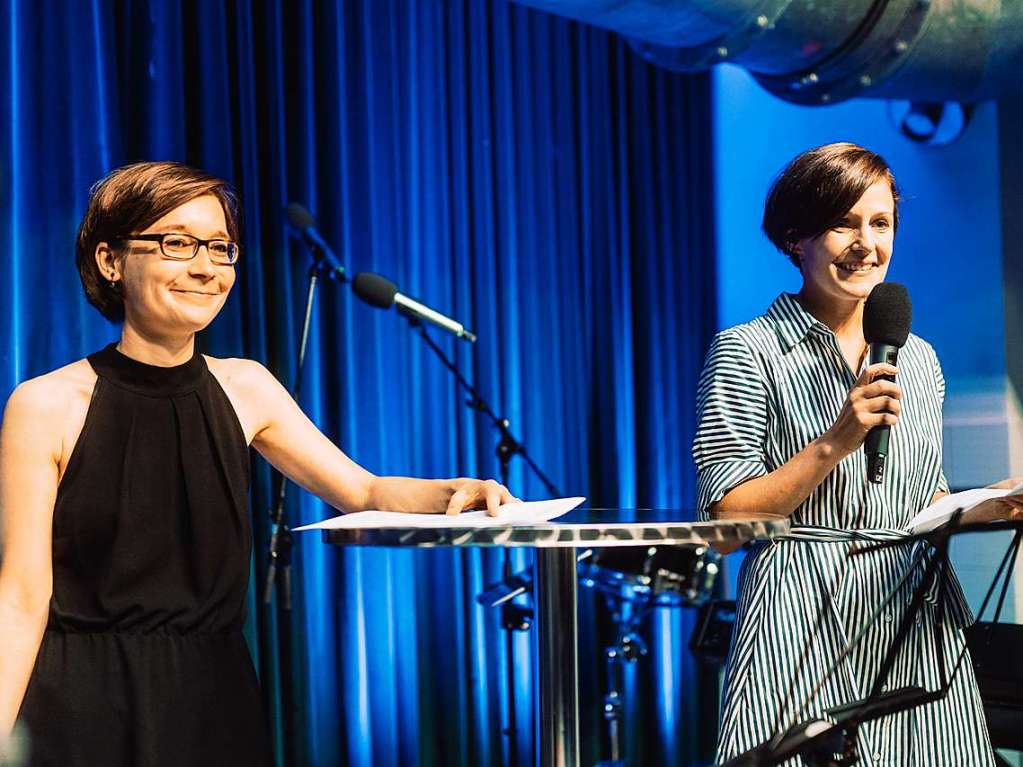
[352,272,398,309]
[286,203,316,229]
[863,282,912,346]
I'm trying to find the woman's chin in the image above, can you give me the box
[833,275,881,301]
[143,307,222,336]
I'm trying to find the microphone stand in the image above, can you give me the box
[405,317,561,767]
[406,317,561,496]
[264,251,348,765]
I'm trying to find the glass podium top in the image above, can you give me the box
[321,508,789,548]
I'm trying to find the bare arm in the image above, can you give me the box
[219,360,514,515]
[710,361,901,522]
[0,382,61,737]
[707,436,847,521]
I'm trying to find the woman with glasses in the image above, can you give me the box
[0,162,514,765]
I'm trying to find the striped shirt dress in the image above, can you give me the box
[693,293,994,766]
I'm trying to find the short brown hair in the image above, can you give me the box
[762,142,899,268]
[76,161,240,321]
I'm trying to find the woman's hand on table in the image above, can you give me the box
[362,476,519,516]
[822,362,901,457]
[444,478,519,517]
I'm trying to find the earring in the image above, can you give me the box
[108,274,117,290]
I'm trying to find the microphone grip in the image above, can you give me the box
[395,293,476,342]
[865,343,899,484]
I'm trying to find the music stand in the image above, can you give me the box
[725,516,1023,767]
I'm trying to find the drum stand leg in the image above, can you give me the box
[596,597,647,767]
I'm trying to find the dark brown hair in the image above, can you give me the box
[76,161,240,321]
[762,142,899,268]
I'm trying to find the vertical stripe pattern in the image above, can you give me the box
[693,293,994,766]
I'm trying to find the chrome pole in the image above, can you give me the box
[535,547,580,767]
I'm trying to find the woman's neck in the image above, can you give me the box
[796,287,865,342]
[117,323,196,367]
[796,287,869,372]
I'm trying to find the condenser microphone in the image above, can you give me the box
[351,272,477,343]
[862,282,912,484]
[285,203,348,282]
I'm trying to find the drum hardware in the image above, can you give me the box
[480,544,725,766]
[478,552,596,626]
[477,571,532,609]
[581,545,721,607]
[595,596,649,767]
[582,544,723,767]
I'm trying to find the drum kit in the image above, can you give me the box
[479,544,727,767]
[580,545,723,767]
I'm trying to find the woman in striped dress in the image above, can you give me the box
[693,143,1023,766]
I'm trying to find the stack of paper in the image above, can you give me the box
[908,481,1023,534]
[293,496,586,531]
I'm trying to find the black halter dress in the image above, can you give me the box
[19,343,272,766]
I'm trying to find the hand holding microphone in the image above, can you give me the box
[823,282,911,482]
[824,361,902,457]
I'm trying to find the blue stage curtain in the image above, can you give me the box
[1,1,717,765]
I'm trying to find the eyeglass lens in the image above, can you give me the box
[161,234,238,264]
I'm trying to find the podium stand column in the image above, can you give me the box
[535,546,580,767]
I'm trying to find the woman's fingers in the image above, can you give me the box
[445,487,469,515]
[859,362,897,385]
[499,483,519,505]
[859,379,902,400]
[1002,493,1023,511]
[827,364,902,455]
[484,479,503,517]
[991,496,1023,521]
[860,395,902,416]
[859,410,898,427]
[446,478,518,516]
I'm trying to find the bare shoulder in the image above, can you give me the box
[205,356,284,397]
[5,359,96,423]
[3,359,96,471]
[205,356,290,444]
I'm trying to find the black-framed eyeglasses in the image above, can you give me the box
[114,233,240,265]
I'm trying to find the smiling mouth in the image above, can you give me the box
[172,289,220,296]
[836,262,875,274]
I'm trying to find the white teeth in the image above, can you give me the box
[837,263,873,273]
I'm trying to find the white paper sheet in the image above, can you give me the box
[907,481,1023,534]
[293,496,586,531]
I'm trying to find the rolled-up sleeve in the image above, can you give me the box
[693,330,770,519]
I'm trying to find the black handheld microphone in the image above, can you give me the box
[862,282,912,484]
[285,203,348,282]
[351,272,477,343]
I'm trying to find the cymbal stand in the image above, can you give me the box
[596,589,652,767]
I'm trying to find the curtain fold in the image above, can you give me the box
[1,1,718,764]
